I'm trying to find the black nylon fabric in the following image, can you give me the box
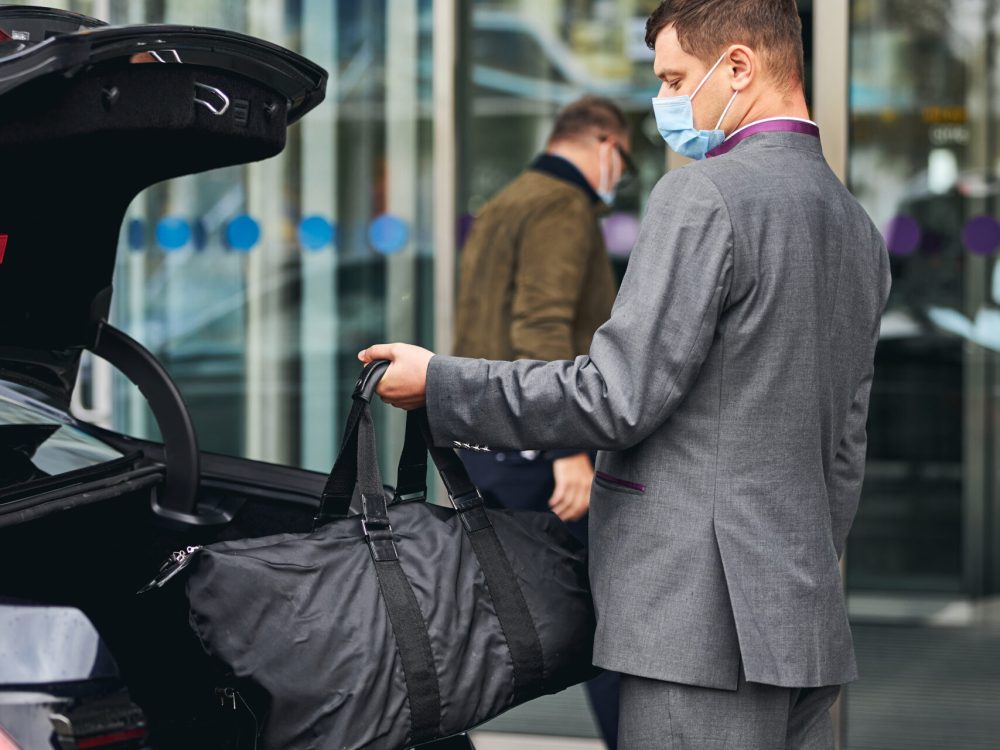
[185,498,596,750]
[464,523,545,702]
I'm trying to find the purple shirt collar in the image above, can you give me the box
[706,118,820,158]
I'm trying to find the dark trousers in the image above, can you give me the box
[460,450,621,750]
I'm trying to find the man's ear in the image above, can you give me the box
[726,44,755,92]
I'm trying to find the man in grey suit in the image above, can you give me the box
[360,0,891,747]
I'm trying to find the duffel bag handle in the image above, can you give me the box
[315,360,393,526]
[316,361,489,532]
[354,359,390,403]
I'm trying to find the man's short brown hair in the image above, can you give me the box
[644,0,804,90]
[548,96,628,145]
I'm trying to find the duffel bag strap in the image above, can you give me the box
[409,409,546,702]
[356,405,443,744]
[316,401,364,521]
[316,361,430,524]
[393,405,429,503]
[316,361,393,525]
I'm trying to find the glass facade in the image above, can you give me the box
[847,2,1000,748]
[849,0,1000,598]
[9,0,1000,745]
[64,0,438,479]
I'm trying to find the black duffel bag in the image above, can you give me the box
[166,361,598,749]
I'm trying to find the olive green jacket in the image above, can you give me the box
[454,165,616,362]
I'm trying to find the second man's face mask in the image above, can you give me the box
[652,52,739,161]
[597,141,622,205]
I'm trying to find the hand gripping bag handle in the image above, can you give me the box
[316,361,479,524]
[315,360,389,525]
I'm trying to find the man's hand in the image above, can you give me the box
[358,343,434,410]
[548,452,594,522]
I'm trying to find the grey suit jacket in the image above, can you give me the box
[426,130,891,690]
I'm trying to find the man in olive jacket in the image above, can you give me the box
[453,96,631,747]
[454,96,629,526]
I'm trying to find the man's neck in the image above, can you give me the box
[545,144,594,187]
[727,91,811,135]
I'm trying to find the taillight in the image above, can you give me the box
[76,728,148,748]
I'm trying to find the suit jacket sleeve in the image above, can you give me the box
[510,195,592,361]
[828,250,890,559]
[827,364,874,560]
[426,167,734,452]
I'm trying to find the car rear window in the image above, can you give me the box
[0,383,123,491]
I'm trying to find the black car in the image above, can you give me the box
[0,7,473,749]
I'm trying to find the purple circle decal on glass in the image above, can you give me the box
[457,213,475,250]
[602,212,641,257]
[883,215,921,256]
[962,215,1000,256]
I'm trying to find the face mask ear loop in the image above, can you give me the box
[598,143,610,194]
[714,89,739,131]
[691,52,728,100]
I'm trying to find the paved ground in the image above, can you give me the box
[470,734,602,750]
[474,620,1000,749]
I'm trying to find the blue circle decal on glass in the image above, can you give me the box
[368,214,409,255]
[156,217,190,251]
[962,215,1000,256]
[226,215,261,252]
[299,215,335,251]
[883,215,921,256]
[127,219,145,251]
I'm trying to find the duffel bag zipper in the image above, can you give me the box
[137,545,203,593]
[215,683,262,749]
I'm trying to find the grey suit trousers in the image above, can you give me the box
[618,669,839,750]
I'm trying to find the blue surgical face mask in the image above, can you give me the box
[651,53,739,160]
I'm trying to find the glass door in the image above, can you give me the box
[847,2,1000,747]
[26,0,438,477]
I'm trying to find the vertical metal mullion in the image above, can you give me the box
[813,0,850,185]
[985,0,1000,598]
[962,0,995,602]
[432,0,459,503]
[245,0,293,464]
[813,3,850,748]
[433,0,458,360]
[384,0,421,474]
[299,0,340,472]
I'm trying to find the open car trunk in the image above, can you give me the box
[0,9,340,748]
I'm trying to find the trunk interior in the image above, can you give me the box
[0,466,321,749]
